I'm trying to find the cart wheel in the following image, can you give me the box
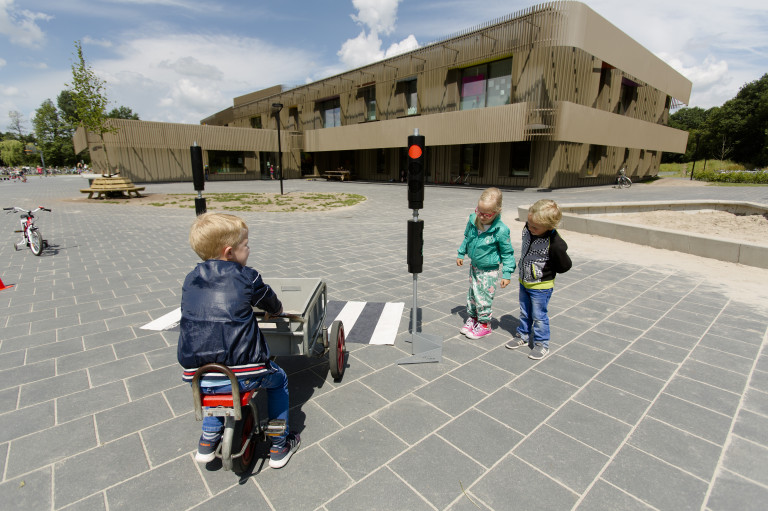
[329,320,346,380]
[232,403,256,474]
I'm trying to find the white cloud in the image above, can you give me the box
[338,0,419,69]
[385,35,419,58]
[83,33,317,123]
[351,0,401,35]
[0,0,52,49]
[82,35,113,48]
[0,57,6,67]
[1,85,19,96]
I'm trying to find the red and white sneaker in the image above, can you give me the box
[466,321,492,339]
[460,317,477,336]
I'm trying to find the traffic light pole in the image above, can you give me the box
[399,129,443,365]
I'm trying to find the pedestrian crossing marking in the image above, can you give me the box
[141,301,404,345]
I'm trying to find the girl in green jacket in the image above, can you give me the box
[457,188,516,339]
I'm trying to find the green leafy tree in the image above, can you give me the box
[33,99,76,167]
[66,40,119,176]
[57,90,79,126]
[0,139,25,167]
[107,106,140,120]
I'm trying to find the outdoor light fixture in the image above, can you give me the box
[272,103,284,195]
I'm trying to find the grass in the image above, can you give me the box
[143,192,366,212]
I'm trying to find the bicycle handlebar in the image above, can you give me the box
[3,206,50,213]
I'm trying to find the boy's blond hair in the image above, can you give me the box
[529,199,562,230]
[189,213,248,261]
[475,187,503,229]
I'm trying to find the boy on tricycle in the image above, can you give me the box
[177,213,300,469]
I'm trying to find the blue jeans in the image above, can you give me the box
[516,285,553,349]
[199,361,289,448]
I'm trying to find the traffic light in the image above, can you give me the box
[407,133,425,210]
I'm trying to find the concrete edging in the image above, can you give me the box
[517,200,768,269]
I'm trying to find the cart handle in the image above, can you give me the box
[254,311,306,323]
[191,363,243,421]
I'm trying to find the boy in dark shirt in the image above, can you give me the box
[505,200,572,360]
[177,213,299,468]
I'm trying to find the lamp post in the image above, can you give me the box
[272,103,284,195]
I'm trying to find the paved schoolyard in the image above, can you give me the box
[1,175,767,511]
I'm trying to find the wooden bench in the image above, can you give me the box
[323,170,351,181]
[80,177,145,199]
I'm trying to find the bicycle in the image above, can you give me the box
[4,206,51,256]
[452,170,475,185]
[616,167,632,188]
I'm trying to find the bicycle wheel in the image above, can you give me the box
[329,320,346,380]
[619,176,632,188]
[28,229,44,256]
[231,403,256,474]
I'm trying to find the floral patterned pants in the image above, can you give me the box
[466,265,500,323]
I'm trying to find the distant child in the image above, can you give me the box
[457,187,516,339]
[506,199,572,360]
[177,213,300,469]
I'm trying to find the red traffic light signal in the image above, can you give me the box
[408,144,423,160]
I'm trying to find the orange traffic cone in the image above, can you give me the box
[0,277,13,291]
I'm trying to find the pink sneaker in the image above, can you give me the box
[466,321,492,339]
[460,317,477,335]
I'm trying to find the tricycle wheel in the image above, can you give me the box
[329,320,346,380]
[232,403,256,474]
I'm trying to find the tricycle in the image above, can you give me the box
[191,278,345,474]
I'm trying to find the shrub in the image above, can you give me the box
[694,169,768,184]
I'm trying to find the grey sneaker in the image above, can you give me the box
[269,432,300,469]
[505,333,528,350]
[528,343,549,360]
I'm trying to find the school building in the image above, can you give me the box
[73,1,692,189]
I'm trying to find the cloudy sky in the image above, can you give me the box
[1,0,766,128]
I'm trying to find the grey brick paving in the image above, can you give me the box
[0,176,766,510]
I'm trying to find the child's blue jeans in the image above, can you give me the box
[516,284,553,349]
[199,361,289,448]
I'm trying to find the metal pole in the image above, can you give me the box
[277,120,283,195]
[272,103,284,195]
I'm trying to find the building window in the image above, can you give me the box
[209,150,246,174]
[319,97,341,127]
[619,78,638,115]
[250,116,262,129]
[405,79,418,115]
[376,149,386,174]
[289,107,299,130]
[460,144,481,180]
[585,144,606,177]
[460,58,512,110]
[364,87,376,121]
[509,142,531,176]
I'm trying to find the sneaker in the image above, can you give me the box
[460,317,477,335]
[269,432,300,469]
[195,434,220,463]
[466,321,491,339]
[528,343,549,360]
[505,333,528,350]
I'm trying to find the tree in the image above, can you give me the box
[7,110,27,142]
[57,90,79,126]
[107,106,139,120]
[33,99,76,167]
[0,139,25,167]
[66,40,119,176]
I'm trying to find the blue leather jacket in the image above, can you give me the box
[177,260,282,383]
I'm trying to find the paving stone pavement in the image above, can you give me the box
[1,175,767,511]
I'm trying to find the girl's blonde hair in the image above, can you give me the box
[529,199,562,230]
[189,213,248,261]
[475,187,503,229]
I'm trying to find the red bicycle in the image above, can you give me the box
[4,206,50,256]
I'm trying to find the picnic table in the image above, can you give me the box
[80,177,145,199]
[323,169,351,181]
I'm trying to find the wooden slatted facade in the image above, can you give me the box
[76,1,691,188]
